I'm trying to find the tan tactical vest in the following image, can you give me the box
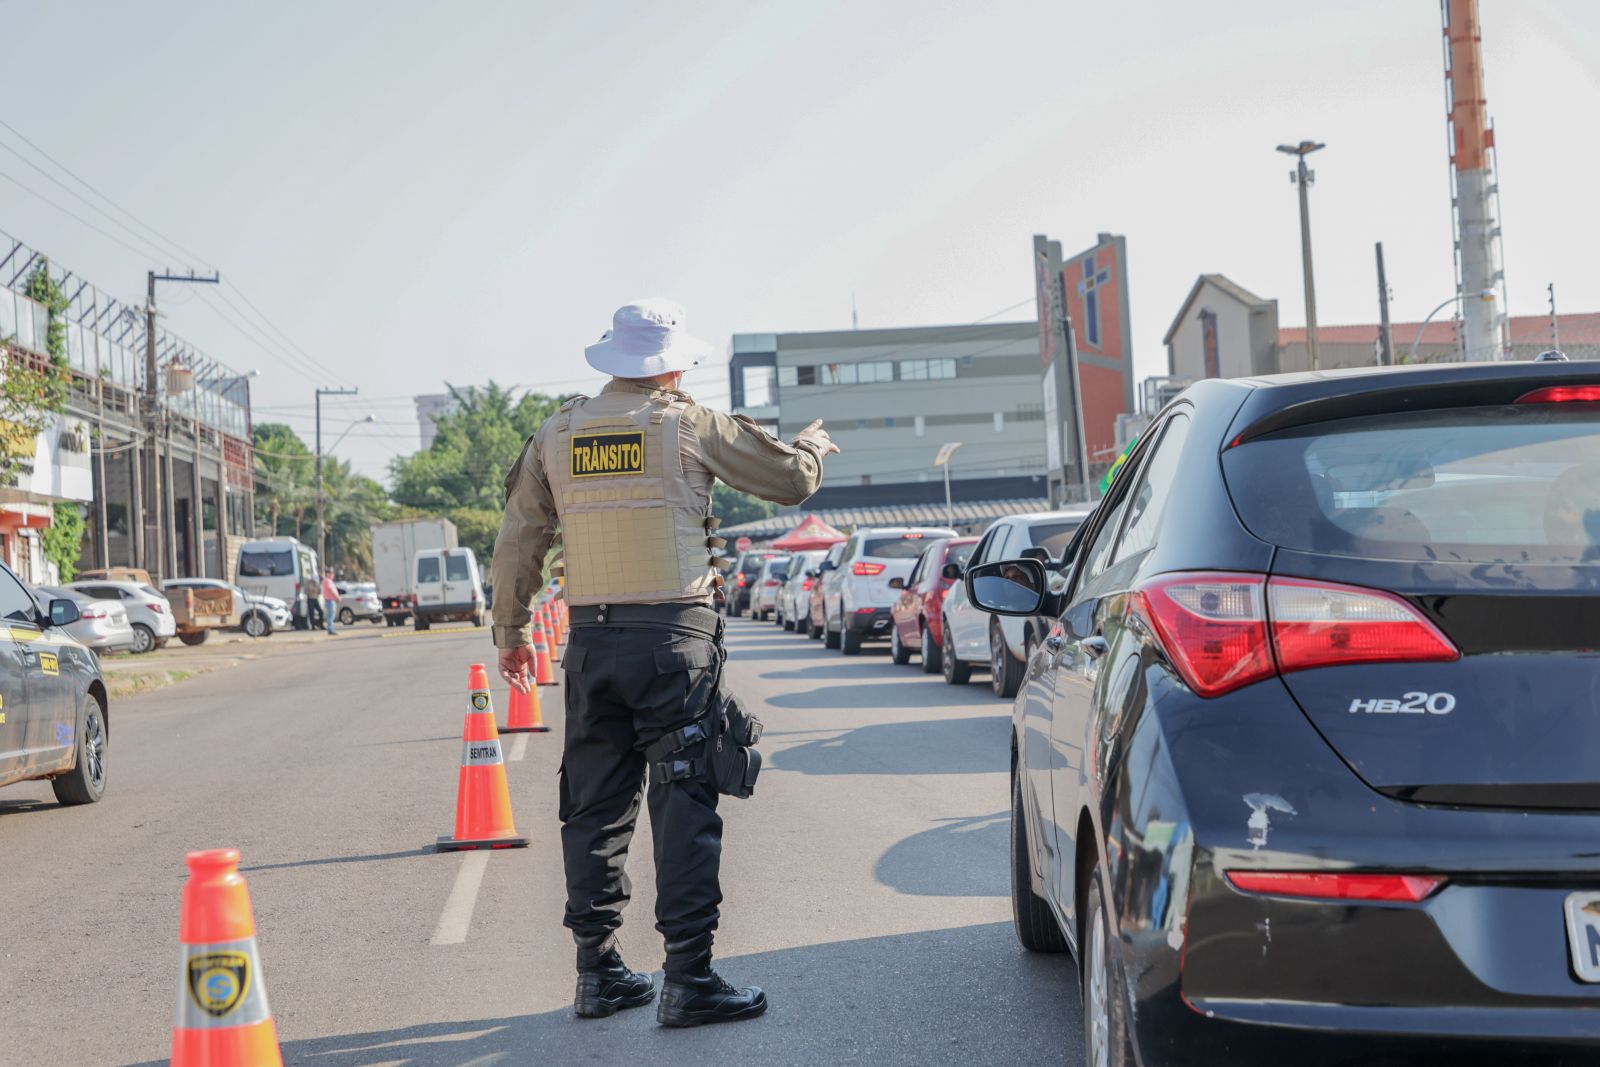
[542,390,729,606]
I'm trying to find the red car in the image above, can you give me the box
[887,536,977,672]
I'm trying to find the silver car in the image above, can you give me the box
[777,550,826,631]
[334,581,383,625]
[746,557,792,621]
[37,586,136,654]
[65,578,177,654]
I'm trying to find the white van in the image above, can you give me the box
[413,546,484,630]
[236,537,322,630]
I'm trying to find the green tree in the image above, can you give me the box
[43,502,86,581]
[319,457,391,578]
[252,423,314,538]
[389,382,567,562]
[712,483,777,527]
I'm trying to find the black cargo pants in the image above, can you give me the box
[558,603,725,955]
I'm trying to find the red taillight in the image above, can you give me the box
[855,606,876,614]
[81,607,107,620]
[764,579,780,587]
[1226,871,1443,903]
[1131,572,1459,698]
[735,573,747,587]
[802,578,814,591]
[1515,385,1600,404]
[852,561,886,576]
[1268,578,1457,673]
[148,602,165,614]
[1130,573,1273,698]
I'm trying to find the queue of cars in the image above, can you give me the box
[736,358,1600,1065]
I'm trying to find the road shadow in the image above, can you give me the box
[760,660,930,682]
[763,682,1000,710]
[124,923,1076,1066]
[875,812,1008,897]
[0,793,57,818]
[768,716,1008,775]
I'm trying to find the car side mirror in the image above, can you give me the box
[941,562,963,582]
[964,558,1046,616]
[48,598,80,627]
[817,560,836,573]
[887,576,905,590]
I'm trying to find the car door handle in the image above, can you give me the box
[1082,636,1109,659]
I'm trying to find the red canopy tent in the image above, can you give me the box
[769,514,847,551]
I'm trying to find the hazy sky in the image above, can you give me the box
[3,1,1598,478]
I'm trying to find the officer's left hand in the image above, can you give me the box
[499,644,535,693]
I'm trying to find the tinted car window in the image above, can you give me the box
[417,556,442,583]
[861,535,931,559]
[1224,405,1600,564]
[1026,521,1085,559]
[0,569,38,624]
[1113,414,1191,565]
[763,559,790,578]
[240,549,295,577]
[906,546,932,586]
[445,554,471,582]
[946,542,977,568]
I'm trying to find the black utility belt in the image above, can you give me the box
[568,602,721,639]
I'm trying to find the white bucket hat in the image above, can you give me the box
[584,299,714,378]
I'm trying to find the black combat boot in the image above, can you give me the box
[573,933,656,1018]
[657,933,768,1028]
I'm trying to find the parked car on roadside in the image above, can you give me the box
[334,581,383,625]
[726,550,784,618]
[65,578,176,655]
[746,556,791,621]
[37,586,136,655]
[776,550,827,631]
[164,578,291,639]
[805,542,847,640]
[973,360,1600,1066]
[817,526,957,654]
[0,571,109,806]
[887,536,978,671]
[939,508,1093,695]
[412,546,485,630]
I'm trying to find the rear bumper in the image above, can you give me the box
[415,602,482,620]
[844,607,892,635]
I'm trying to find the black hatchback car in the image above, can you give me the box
[968,361,1600,1065]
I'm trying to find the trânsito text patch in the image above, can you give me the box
[571,431,646,478]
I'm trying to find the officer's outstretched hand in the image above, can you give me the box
[499,643,536,693]
[796,419,841,456]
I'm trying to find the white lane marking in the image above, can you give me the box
[430,851,491,945]
[507,733,529,762]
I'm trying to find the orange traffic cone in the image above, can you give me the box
[533,626,557,687]
[171,848,283,1067]
[436,665,530,851]
[501,681,550,734]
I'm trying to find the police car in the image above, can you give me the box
[0,563,110,805]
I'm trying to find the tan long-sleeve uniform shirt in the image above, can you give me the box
[490,379,826,648]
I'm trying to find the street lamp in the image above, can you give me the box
[316,414,374,572]
[327,414,375,454]
[933,442,963,529]
[1407,290,1496,364]
[1277,140,1325,370]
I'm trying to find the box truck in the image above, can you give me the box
[372,518,457,626]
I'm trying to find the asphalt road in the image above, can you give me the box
[0,613,1080,1066]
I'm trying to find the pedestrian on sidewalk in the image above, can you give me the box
[321,568,340,635]
[490,299,839,1028]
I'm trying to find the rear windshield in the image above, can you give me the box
[738,554,774,574]
[862,536,932,560]
[1025,522,1083,557]
[239,548,294,577]
[1223,405,1600,564]
[946,542,977,568]
[763,559,791,577]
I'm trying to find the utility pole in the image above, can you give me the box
[1277,141,1325,370]
[315,386,358,569]
[143,269,218,580]
[1375,242,1395,366]
[1549,283,1561,351]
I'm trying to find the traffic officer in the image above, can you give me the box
[490,298,838,1027]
